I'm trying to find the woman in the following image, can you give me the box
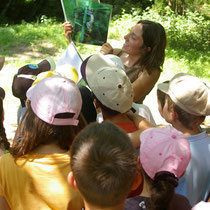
[63,20,167,103]
[0,75,86,210]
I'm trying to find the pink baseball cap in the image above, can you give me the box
[140,126,191,179]
[26,75,82,126]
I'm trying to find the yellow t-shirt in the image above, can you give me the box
[0,152,83,210]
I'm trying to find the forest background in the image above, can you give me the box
[0,0,209,139]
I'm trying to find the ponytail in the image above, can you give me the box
[144,170,177,210]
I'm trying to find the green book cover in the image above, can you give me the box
[61,0,112,46]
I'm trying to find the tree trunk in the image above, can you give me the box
[0,0,12,18]
[181,0,185,15]
[168,0,172,8]
[175,0,178,14]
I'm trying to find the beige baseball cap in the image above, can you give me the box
[81,53,133,113]
[158,73,210,116]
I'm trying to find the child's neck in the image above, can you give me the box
[84,201,125,210]
[102,110,132,124]
[172,121,201,136]
[33,142,68,154]
[140,177,150,198]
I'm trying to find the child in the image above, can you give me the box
[157,73,210,205]
[68,121,142,210]
[0,75,86,209]
[12,57,56,123]
[125,126,192,210]
[80,53,155,133]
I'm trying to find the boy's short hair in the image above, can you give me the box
[166,95,205,130]
[70,121,137,208]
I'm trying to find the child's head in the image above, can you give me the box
[157,73,209,130]
[140,126,191,209]
[12,58,56,106]
[81,53,133,115]
[69,121,137,208]
[11,75,86,158]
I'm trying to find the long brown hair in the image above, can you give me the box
[143,170,176,210]
[11,102,87,158]
[138,20,167,74]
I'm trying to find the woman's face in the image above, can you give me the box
[122,23,144,56]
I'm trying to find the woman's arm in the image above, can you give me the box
[132,69,160,103]
[62,22,74,44]
[0,196,10,210]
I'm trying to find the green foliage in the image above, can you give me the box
[0,9,209,81]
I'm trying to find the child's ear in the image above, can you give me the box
[137,156,141,170]
[171,108,178,121]
[67,172,78,190]
[131,169,143,191]
[131,156,143,191]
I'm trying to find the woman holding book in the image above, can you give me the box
[63,20,167,104]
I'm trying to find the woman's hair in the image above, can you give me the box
[143,169,176,210]
[138,20,167,74]
[0,97,10,150]
[71,121,137,207]
[11,102,87,158]
[166,95,205,130]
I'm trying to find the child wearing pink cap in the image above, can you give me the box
[125,126,192,210]
[0,75,87,209]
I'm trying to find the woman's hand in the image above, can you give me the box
[62,22,73,44]
[100,43,114,55]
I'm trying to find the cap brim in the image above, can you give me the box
[80,55,92,86]
[38,58,56,72]
[157,82,169,94]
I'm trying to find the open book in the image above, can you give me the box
[61,0,112,46]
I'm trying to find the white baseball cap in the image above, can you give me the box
[81,53,133,113]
